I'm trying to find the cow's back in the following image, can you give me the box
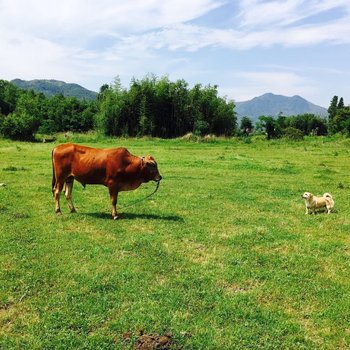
[52,143,133,186]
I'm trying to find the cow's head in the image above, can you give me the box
[141,156,162,182]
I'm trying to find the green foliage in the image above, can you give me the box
[328,95,338,121]
[255,113,328,139]
[287,113,327,135]
[239,116,253,136]
[0,80,97,139]
[338,97,344,109]
[327,95,350,135]
[283,126,304,141]
[0,80,19,115]
[257,116,282,139]
[2,78,350,141]
[43,95,96,133]
[330,106,350,135]
[97,75,237,138]
[1,111,39,140]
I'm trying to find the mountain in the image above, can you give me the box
[235,93,328,121]
[11,79,98,100]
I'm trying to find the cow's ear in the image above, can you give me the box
[145,157,156,167]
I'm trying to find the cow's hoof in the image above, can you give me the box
[70,208,77,213]
[113,215,119,220]
[56,210,62,215]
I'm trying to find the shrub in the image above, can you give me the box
[1,112,39,140]
[283,127,304,141]
[181,132,198,142]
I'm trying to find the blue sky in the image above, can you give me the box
[1,0,349,107]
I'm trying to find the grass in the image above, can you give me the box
[0,134,350,349]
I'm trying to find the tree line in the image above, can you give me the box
[237,96,349,140]
[0,76,236,140]
[0,77,349,141]
[0,80,97,140]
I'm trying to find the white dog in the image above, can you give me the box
[302,192,334,214]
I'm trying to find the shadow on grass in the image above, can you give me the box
[85,212,184,222]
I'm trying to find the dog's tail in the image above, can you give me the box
[324,193,335,209]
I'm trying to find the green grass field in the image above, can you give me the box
[1,135,350,349]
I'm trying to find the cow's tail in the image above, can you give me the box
[52,148,56,196]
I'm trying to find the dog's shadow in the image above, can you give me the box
[85,212,184,222]
[306,209,338,215]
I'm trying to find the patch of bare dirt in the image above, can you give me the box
[136,331,173,350]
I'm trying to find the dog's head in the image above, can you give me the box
[302,192,313,201]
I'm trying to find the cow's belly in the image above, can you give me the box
[118,180,143,192]
[73,169,107,186]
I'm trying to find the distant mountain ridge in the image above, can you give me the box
[235,93,328,121]
[11,79,98,100]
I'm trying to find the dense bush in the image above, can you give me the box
[1,112,39,140]
[283,127,304,141]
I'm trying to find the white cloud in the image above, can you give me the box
[237,0,350,28]
[0,0,349,106]
[0,0,222,37]
[100,13,350,57]
[0,28,80,81]
[0,0,223,83]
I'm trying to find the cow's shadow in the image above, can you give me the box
[85,212,184,222]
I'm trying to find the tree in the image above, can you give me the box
[257,116,281,139]
[240,116,253,135]
[0,90,43,140]
[0,80,19,115]
[95,75,236,138]
[98,84,110,101]
[287,113,327,135]
[331,106,350,134]
[328,96,338,121]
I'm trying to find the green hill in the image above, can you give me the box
[11,79,98,100]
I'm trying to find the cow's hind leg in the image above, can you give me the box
[65,176,77,213]
[53,180,64,215]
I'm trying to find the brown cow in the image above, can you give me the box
[52,143,162,219]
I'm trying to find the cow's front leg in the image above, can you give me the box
[109,187,119,220]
